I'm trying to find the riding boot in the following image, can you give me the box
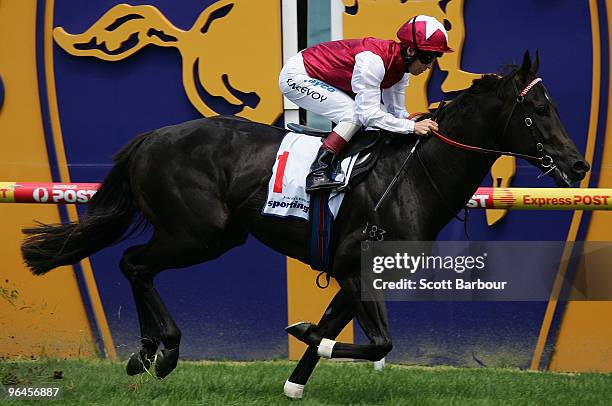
[305,147,345,193]
[305,123,360,193]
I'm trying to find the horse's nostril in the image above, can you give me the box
[573,160,591,173]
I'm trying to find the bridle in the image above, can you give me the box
[430,76,556,176]
[415,76,559,227]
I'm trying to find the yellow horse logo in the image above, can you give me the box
[53,0,283,124]
[343,0,514,225]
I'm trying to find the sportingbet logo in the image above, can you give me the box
[267,199,309,213]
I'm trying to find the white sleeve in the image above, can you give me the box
[382,73,410,119]
[351,52,415,134]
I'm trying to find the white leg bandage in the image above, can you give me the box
[333,122,361,142]
[317,338,336,358]
[283,380,305,399]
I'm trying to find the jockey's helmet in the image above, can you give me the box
[397,15,453,53]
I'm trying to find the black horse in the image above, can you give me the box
[22,52,588,398]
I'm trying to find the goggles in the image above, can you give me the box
[416,51,442,65]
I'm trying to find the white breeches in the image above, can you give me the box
[279,53,360,141]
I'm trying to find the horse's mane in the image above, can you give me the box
[431,65,520,130]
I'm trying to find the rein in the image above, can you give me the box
[430,128,542,162]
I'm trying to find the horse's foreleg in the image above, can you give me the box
[329,275,392,361]
[286,274,392,362]
[284,288,354,399]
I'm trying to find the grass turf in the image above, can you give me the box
[1,359,611,405]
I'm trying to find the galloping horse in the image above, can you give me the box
[22,52,588,397]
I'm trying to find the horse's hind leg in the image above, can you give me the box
[284,288,354,399]
[121,242,183,378]
[122,245,162,376]
[121,226,246,378]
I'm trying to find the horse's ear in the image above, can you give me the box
[519,50,532,78]
[531,50,540,74]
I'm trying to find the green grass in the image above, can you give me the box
[1,358,611,405]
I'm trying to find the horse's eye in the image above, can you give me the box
[535,105,549,115]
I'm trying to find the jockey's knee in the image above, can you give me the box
[333,122,361,141]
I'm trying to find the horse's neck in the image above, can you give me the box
[423,136,496,197]
[405,115,499,232]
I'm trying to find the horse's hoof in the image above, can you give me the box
[154,348,178,379]
[284,380,305,399]
[285,322,320,346]
[285,322,313,339]
[126,351,152,376]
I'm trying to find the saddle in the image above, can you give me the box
[287,123,382,190]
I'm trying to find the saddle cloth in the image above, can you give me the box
[262,132,359,220]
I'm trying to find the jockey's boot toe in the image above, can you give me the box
[305,148,344,193]
[306,172,344,193]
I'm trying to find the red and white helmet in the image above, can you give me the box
[397,15,453,53]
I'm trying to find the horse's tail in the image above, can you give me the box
[22,132,152,275]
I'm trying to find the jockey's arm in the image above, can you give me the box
[351,52,415,134]
[381,74,410,119]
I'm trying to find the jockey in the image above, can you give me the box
[279,15,453,193]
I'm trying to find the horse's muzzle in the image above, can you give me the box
[554,159,590,187]
[572,159,591,179]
